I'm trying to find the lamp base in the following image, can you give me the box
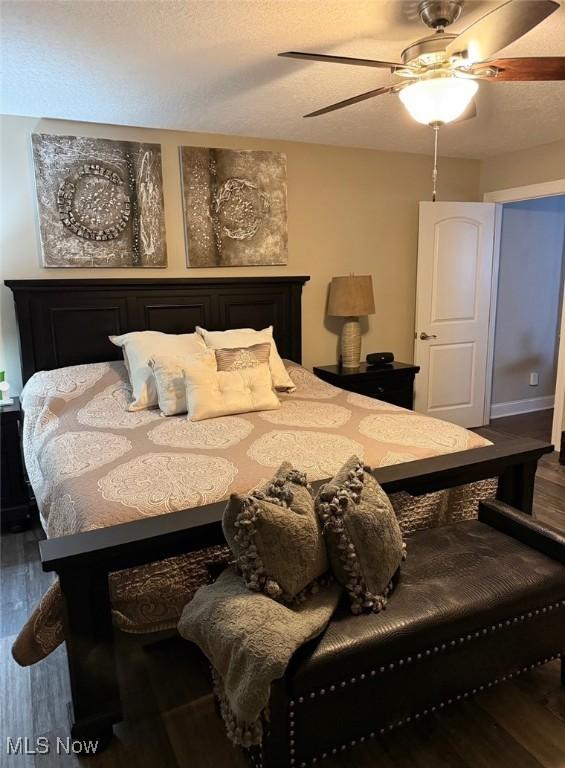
[340,317,361,369]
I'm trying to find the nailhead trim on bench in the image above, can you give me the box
[248,743,263,768]
[284,651,563,767]
[290,599,565,704]
[281,598,565,768]
[248,600,565,768]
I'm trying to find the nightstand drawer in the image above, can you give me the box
[313,362,420,411]
[349,377,415,409]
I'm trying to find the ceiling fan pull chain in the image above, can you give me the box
[432,124,440,202]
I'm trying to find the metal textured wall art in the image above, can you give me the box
[32,133,167,268]
[180,147,287,267]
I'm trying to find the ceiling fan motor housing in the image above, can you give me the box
[418,0,464,29]
[401,31,457,66]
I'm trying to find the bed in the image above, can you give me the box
[16,356,494,657]
[6,276,553,748]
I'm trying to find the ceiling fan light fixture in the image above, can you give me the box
[399,75,478,125]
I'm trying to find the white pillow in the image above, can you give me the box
[110,331,206,411]
[195,326,295,392]
[149,354,198,416]
[184,350,280,422]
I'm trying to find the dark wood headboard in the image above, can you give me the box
[5,276,310,383]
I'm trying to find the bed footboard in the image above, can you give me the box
[39,435,553,750]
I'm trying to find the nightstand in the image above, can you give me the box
[1,397,32,531]
[313,362,420,410]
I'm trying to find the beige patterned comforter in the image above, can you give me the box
[13,361,495,666]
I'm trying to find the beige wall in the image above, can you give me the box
[0,115,481,393]
[480,139,565,195]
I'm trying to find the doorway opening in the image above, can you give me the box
[484,179,565,450]
[488,195,565,441]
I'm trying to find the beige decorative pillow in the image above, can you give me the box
[149,354,198,416]
[152,345,269,417]
[316,456,406,615]
[215,343,271,372]
[223,463,329,602]
[184,350,280,422]
[196,326,295,392]
[110,331,206,411]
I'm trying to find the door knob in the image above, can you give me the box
[419,332,437,340]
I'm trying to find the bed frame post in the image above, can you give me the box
[58,566,121,748]
[496,458,538,514]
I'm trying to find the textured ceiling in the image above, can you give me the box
[1,0,564,158]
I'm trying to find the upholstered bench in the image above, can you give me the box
[250,500,565,768]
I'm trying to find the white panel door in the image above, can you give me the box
[415,201,496,428]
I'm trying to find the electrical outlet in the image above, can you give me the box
[529,372,539,387]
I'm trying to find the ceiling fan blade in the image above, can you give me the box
[446,0,559,63]
[279,51,405,71]
[471,56,565,81]
[304,85,397,117]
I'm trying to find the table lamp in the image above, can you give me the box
[327,274,375,369]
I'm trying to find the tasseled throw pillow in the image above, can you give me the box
[223,463,329,602]
[316,455,406,615]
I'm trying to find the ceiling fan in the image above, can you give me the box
[278,0,565,125]
[279,0,564,199]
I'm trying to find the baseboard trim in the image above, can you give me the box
[490,395,555,420]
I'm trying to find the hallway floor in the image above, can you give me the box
[489,408,554,443]
[481,408,563,530]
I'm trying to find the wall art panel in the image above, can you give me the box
[32,133,167,268]
[180,146,287,267]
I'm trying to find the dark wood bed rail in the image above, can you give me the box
[40,435,552,572]
[38,435,553,749]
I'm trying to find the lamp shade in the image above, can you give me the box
[327,275,375,317]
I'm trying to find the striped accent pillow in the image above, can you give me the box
[215,343,271,373]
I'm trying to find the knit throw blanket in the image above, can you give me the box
[178,568,341,746]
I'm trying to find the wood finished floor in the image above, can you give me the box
[1,411,564,767]
[481,409,564,531]
[489,409,556,443]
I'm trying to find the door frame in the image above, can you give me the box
[483,178,565,449]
